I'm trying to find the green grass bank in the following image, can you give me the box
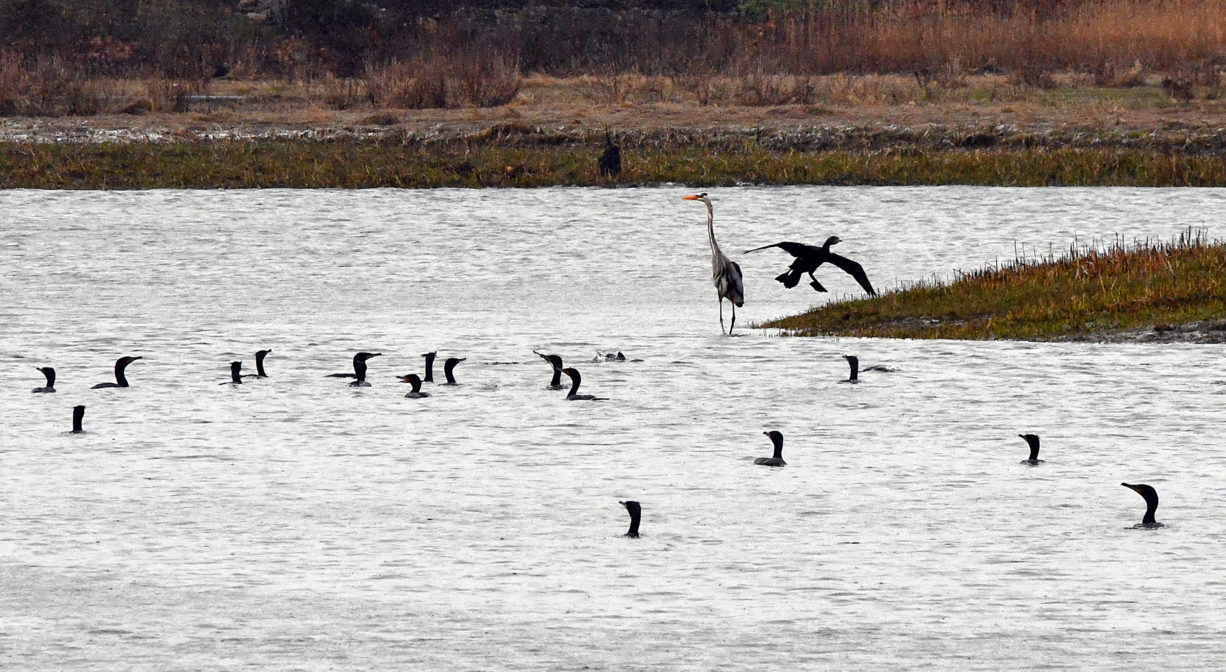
[5,138,1226,189]
[762,232,1226,341]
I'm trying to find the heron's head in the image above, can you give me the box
[682,193,711,206]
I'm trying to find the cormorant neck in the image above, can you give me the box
[1143,499,1158,525]
[423,354,435,382]
[410,376,422,393]
[43,368,55,387]
[627,517,640,537]
[255,351,268,377]
[770,434,784,459]
[567,374,581,397]
[846,358,858,380]
[72,405,84,433]
[549,367,562,387]
[354,359,367,381]
[230,362,242,384]
[115,362,130,387]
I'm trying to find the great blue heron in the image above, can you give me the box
[683,193,744,335]
[745,236,877,296]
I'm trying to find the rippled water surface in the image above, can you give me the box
[3,186,1226,670]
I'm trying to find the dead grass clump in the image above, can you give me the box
[365,59,447,109]
[454,53,522,107]
[0,51,110,116]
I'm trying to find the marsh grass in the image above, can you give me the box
[4,140,1226,189]
[763,230,1226,340]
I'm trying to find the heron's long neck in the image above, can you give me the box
[706,207,721,258]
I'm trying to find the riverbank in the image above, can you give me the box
[761,232,1226,342]
[4,73,1226,189]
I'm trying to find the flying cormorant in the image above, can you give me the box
[745,236,877,296]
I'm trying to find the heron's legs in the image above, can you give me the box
[718,299,727,334]
[730,303,736,335]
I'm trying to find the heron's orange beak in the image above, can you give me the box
[682,194,699,200]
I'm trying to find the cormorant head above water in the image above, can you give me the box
[562,367,604,401]
[32,366,56,393]
[1019,433,1044,464]
[754,430,787,467]
[842,355,859,382]
[91,355,142,389]
[254,349,271,377]
[1121,482,1164,528]
[403,373,430,398]
[422,351,437,382]
[620,500,641,538]
[71,405,85,433]
[443,357,465,385]
[534,351,566,389]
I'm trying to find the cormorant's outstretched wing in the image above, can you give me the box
[743,241,818,257]
[827,252,877,296]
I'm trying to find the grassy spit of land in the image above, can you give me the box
[762,231,1226,342]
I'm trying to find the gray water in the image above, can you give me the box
[2,186,1225,670]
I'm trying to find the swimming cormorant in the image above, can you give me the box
[620,500,641,538]
[754,431,787,467]
[422,351,437,383]
[225,361,243,385]
[242,349,271,378]
[327,352,381,386]
[91,355,142,389]
[71,405,85,433]
[534,351,567,390]
[1019,433,1044,464]
[745,236,877,296]
[443,357,465,385]
[403,374,430,398]
[1121,483,1165,528]
[683,193,744,335]
[842,355,861,383]
[32,366,56,393]
[562,367,605,400]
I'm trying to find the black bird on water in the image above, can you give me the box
[242,349,271,378]
[32,366,56,393]
[745,236,877,296]
[534,351,567,390]
[328,352,381,387]
[225,361,243,385]
[442,357,465,385]
[754,431,787,467]
[402,374,430,399]
[71,405,85,433]
[620,500,641,538]
[1018,434,1044,465]
[1121,483,1165,529]
[422,352,437,383]
[841,355,892,382]
[91,356,142,389]
[562,367,604,401]
[598,131,621,178]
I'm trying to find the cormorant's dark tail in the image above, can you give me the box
[776,268,802,288]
